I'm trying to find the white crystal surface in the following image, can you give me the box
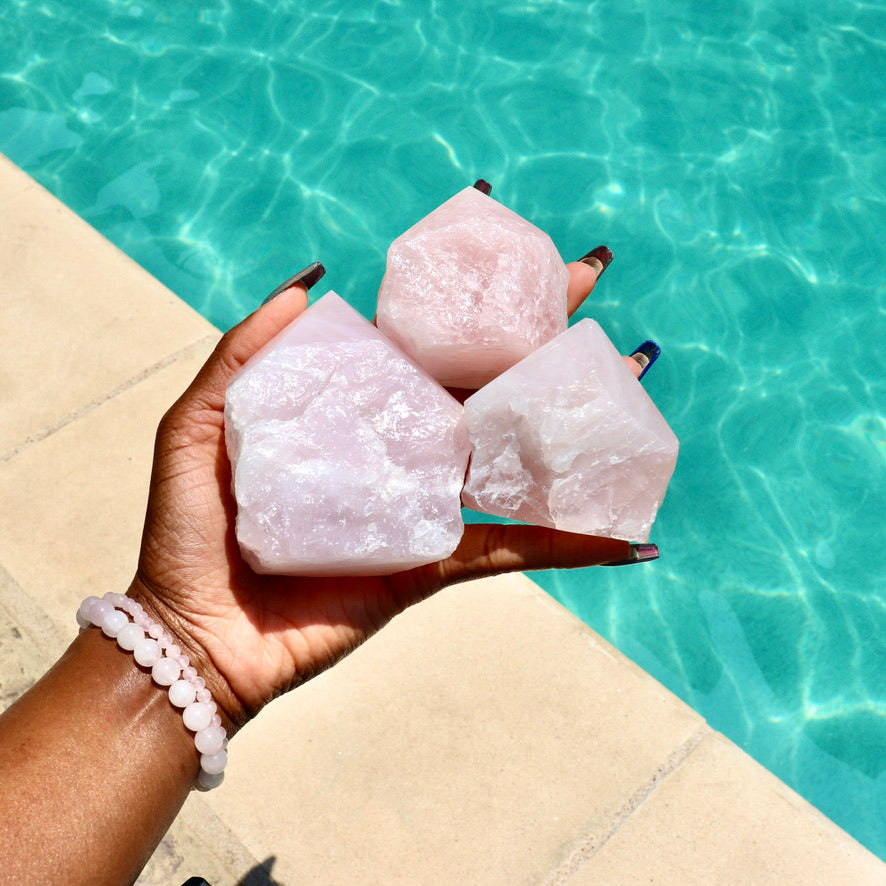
[376,186,570,389]
[225,292,471,576]
[461,319,678,541]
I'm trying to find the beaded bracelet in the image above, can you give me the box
[77,593,228,791]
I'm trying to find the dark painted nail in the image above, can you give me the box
[600,543,659,567]
[262,261,326,305]
[579,245,613,274]
[473,178,492,195]
[629,341,661,380]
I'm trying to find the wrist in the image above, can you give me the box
[126,574,242,735]
[73,622,199,775]
[79,591,231,789]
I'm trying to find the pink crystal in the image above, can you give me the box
[461,319,678,541]
[224,292,471,576]
[376,186,570,389]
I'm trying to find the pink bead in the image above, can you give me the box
[182,666,198,682]
[77,597,99,628]
[117,597,138,616]
[88,599,113,627]
[210,714,222,729]
[194,726,226,755]
[101,609,129,638]
[166,644,181,659]
[77,597,101,629]
[195,688,211,704]
[116,622,144,651]
[134,612,151,629]
[174,654,189,669]
[183,702,214,732]
[196,769,224,791]
[192,676,206,691]
[133,637,162,667]
[200,749,228,775]
[152,656,181,686]
[168,679,197,708]
[148,622,164,639]
[79,596,101,618]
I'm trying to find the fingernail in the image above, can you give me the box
[601,543,659,566]
[629,341,661,380]
[262,261,326,305]
[579,245,613,275]
[473,178,493,195]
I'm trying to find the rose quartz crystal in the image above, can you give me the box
[376,186,570,389]
[461,319,678,541]
[224,292,471,576]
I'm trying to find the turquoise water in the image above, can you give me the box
[3,0,885,859]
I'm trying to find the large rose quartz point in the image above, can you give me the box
[376,186,570,389]
[461,319,678,542]
[224,291,471,576]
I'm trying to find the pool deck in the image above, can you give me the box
[1,151,882,884]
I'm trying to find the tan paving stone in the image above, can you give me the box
[136,796,273,886]
[0,341,216,632]
[204,573,706,885]
[566,731,884,885]
[0,564,65,709]
[0,152,215,458]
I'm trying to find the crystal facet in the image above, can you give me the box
[376,186,570,389]
[461,319,678,542]
[225,291,471,576]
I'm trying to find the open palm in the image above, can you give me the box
[130,262,635,732]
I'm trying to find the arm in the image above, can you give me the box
[0,627,196,884]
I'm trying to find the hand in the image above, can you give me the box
[130,251,645,733]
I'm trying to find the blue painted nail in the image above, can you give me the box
[629,341,661,380]
[262,261,326,305]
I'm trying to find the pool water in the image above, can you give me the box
[3,0,885,859]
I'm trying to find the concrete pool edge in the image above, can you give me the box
[0,152,882,883]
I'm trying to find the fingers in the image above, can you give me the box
[179,263,325,414]
[566,245,613,316]
[436,524,637,587]
[623,355,643,379]
[569,246,639,376]
[565,249,660,381]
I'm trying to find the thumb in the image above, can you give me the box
[179,271,318,416]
